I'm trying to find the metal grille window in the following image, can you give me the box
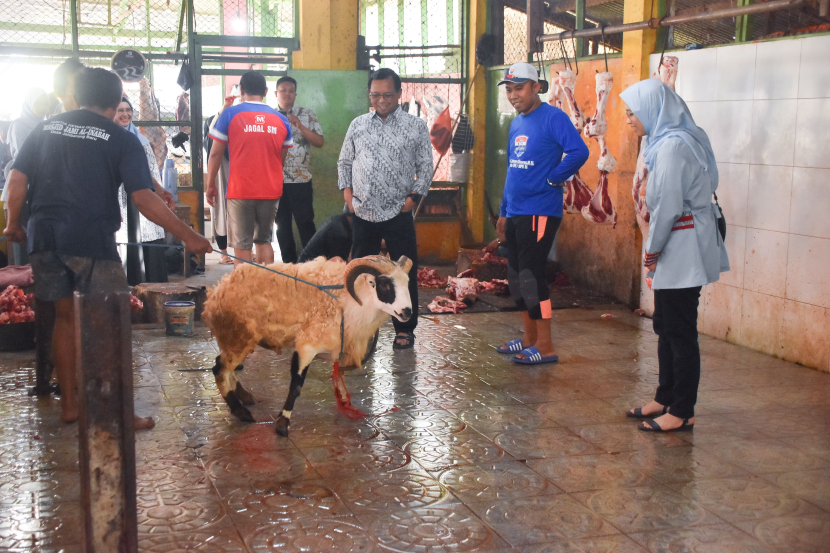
[359,0,466,182]
[501,2,617,67]
[0,0,294,51]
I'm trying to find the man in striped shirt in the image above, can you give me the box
[338,68,433,349]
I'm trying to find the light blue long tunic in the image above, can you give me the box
[645,137,729,290]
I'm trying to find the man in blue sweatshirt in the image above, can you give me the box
[495,62,590,365]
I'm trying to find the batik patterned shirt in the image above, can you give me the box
[338,107,433,222]
[281,105,323,184]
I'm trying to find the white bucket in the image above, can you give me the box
[449,152,471,183]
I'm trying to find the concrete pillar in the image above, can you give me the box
[293,0,358,70]
[466,0,488,243]
[619,0,660,304]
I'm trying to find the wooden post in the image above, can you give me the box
[31,298,56,396]
[75,291,137,552]
[466,0,489,243]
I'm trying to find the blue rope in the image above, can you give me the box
[118,241,347,360]
[117,241,344,300]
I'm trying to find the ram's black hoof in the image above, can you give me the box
[226,391,255,422]
[275,415,290,437]
[235,382,256,405]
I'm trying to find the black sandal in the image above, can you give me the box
[626,405,668,420]
[392,332,415,350]
[638,417,694,432]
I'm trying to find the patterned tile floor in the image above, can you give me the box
[2,305,830,551]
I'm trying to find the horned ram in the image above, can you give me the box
[202,255,413,437]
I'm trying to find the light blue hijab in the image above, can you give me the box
[620,79,718,191]
[119,96,150,148]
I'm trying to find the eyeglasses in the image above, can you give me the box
[369,92,398,100]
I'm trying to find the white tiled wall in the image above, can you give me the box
[643,35,830,372]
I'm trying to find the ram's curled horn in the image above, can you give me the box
[344,256,394,305]
[395,255,413,273]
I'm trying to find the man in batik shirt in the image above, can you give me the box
[338,68,433,350]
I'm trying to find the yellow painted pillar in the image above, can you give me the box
[466,0,488,243]
[620,0,659,305]
[619,0,658,175]
[293,0,357,70]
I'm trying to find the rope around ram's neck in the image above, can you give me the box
[117,241,346,360]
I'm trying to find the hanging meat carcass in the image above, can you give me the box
[557,70,587,131]
[581,71,617,227]
[582,171,616,227]
[548,79,565,110]
[633,56,679,237]
[564,171,594,214]
[651,56,678,90]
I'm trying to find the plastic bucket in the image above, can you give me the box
[163,301,195,337]
[449,152,471,183]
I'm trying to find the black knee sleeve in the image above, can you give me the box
[519,269,541,316]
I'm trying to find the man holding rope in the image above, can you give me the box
[3,67,212,426]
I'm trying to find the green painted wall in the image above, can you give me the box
[284,69,369,250]
[483,68,514,244]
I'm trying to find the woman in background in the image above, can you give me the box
[2,89,52,265]
[620,79,729,433]
[115,97,168,283]
[204,94,236,264]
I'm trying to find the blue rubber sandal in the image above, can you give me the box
[512,346,559,365]
[496,338,525,354]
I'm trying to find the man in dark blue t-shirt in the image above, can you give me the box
[3,67,211,424]
[495,62,589,365]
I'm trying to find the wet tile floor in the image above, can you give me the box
[2,305,830,551]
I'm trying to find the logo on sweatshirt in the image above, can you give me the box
[255,115,266,124]
[514,135,528,157]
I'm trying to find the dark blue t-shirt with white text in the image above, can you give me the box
[12,109,154,261]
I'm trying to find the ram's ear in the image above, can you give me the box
[396,256,413,274]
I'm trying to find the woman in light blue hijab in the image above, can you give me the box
[620,79,729,433]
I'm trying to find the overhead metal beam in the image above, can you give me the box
[200,68,288,76]
[194,35,295,48]
[538,0,805,41]
[70,0,79,56]
[0,45,188,60]
[0,45,187,58]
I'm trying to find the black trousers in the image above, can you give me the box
[505,215,561,320]
[276,181,316,264]
[350,211,418,334]
[653,286,702,420]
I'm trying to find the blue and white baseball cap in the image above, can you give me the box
[497,62,539,86]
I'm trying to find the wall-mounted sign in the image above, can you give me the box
[111,48,148,82]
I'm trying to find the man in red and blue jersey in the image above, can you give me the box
[206,71,292,266]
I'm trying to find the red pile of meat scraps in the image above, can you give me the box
[478,252,508,265]
[417,267,447,288]
[479,279,509,296]
[130,294,144,314]
[0,285,35,324]
[447,277,479,303]
[427,296,467,314]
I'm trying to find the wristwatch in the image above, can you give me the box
[547,179,565,188]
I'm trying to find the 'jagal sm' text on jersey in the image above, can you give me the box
[210,102,293,200]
